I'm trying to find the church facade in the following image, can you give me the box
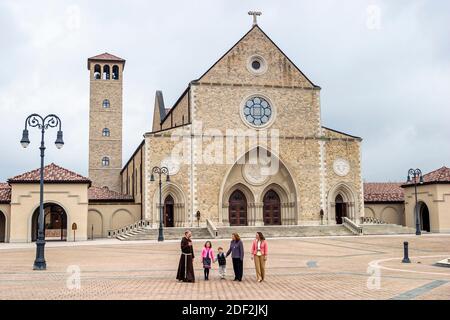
[1,22,449,243]
[118,25,364,229]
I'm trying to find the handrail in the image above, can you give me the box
[206,219,218,238]
[107,219,151,238]
[343,217,363,235]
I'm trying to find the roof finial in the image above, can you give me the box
[248,11,262,26]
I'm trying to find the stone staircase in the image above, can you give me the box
[111,219,416,241]
[117,227,212,241]
[215,225,354,238]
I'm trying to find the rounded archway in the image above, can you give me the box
[229,190,248,226]
[263,189,281,225]
[88,210,103,239]
[32,203,67,241]
[111,209,134,230]
[163,195,175,228]
[0,211,6,243]
[418,202,431,232]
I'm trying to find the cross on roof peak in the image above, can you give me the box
[248,11,262,26]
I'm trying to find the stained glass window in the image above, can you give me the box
[243,97,272,126]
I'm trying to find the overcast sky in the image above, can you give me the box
[0,0,449,183]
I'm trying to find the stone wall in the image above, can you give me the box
[88,61,124,192]
[364,203,405,225]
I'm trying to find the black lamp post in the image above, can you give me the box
[20,114,64,270]
[150,166,170,242]
[407,168,424,236]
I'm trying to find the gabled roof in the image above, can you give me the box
[87,52,126,69]
[88,186,134,202]
[0,183,11,204]
[194,25,319,88]
[8,163,91,185]
[364,183,404,203]
[402,166,450,187]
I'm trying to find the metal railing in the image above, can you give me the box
[206,219,218,238]
[343,217,363,235]
[107,220,151,238]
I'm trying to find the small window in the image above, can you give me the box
[102,157,110,167]
[102,99,110,108]
[247,55,267,75]
[112,65,119,80]
[102,128,110,137]
[103,65,110,80]
[94,64,101,79]
[252,60,261,70]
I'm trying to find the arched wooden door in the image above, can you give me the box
[163,195,175,228]
[335,194,347,225]
[229,190,248,226]
[32,204,67,241]
[263,190,281,225]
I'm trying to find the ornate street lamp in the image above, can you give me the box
[150,166,170,242]
[21,114,64,270]
[407,168,424,236]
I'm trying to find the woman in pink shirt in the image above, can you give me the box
[200,241,215,280]
[251,232,268,282]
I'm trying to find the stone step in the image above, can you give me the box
[361,224,416,235]
[118,227,211,241]
[215,225,354,239]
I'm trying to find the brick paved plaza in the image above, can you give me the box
[0,235,449,300]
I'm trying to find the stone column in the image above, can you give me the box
[222,204,230,226]
[254,202,264,226]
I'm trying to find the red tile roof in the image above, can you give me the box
[88,186,134,202]
[8,163,91,185]
[364,183,404,203]
[404,166,450,186]
[87,52,125,69]
[0,183,11,203]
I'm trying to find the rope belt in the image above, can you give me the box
[182,253,192,279]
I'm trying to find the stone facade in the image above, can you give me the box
[88,54,125,192]
[131,25,364,228]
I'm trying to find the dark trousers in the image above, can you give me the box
[203,268,210,280]
[232,258,243,280]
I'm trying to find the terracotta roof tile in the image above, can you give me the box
[404,166,450,186]
[8,163,91,185]
[364,183,404,203]
[88,186,133,202]
[88,52,125,62]
[0,183,11,203]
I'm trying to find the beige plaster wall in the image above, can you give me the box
[9,183,89,243]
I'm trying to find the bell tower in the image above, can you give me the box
[87,52,125,192]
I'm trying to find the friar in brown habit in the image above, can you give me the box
[176,230,195,282]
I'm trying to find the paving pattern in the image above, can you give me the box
[0,235,449,300]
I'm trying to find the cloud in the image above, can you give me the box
[0,0,448,183]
